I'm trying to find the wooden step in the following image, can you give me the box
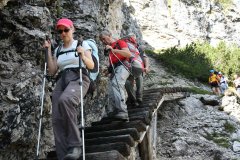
[139,102,158,111]
[86,142,131,157]
[142,95,162,100]
[85,128,140,141]
[129,110,152,119]
[92,111,151,125]
[46,150,126,160]
[87,120,147,132]
[141,99,158,104]
[129,115,151,125]
[127,107,152,114]
[86,134,135,147]
[84,150,126,160]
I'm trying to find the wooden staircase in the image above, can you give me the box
[45,87,189,160]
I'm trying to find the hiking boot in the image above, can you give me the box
[64,147,81,160]
[126,99,133,106]
[126,99,139,107]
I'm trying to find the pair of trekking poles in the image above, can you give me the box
[36,44,86,160]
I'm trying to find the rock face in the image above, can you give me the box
[157,95,240,159]
[1,0,240,159]
[0,0,110,159]
[129,0,240,49]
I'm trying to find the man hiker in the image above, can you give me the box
[99,30,131,121]
[125,33,150,107]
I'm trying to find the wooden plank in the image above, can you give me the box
[142,93,162,98]
[87,120,147,132]
[138,130,152,160]
[142,96,160,101]
[161,87,188,93]
[142,91,161,95]
[85,128,140,141]
[140,101,158,108]
[142,93,162,99]
[94,111,151,125]
[141,99,158,104]
[147,125,153,160]
[129,111,152,119]
[44,150,126,160]
[138,131,148,160]
[129,116,150,125]
[143,88,162,93]
[137,104,155,110]
[151,114,158,158]
[128,107,152,114]
[91,115,150,126]
[84,150,126,160]
[86,142,131,157]
[86,135,135,147]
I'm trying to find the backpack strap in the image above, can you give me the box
[114,40,121,50]
[56,40,81,59]
[56,44,63,59]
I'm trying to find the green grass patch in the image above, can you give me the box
[224,121,236,133]
[213,136,230,148]
[205,132,231,148]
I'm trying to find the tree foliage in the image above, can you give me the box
[213,0,233,9]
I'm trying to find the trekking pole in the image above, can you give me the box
[109,54,124,102]
[111,52,133,76]
[36,45,48,159]
[76,48,86,160]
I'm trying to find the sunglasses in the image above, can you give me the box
[58,28,70,34]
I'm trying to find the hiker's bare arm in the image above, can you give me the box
[77,47,94,70]
[48,55,58,75]
[43,40,58,75]
[106,45,131,58]
[113,48,131,58]
[143,56,150,73]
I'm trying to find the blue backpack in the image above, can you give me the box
[84,39,99,81]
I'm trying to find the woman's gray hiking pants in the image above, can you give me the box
[51,70,90,160]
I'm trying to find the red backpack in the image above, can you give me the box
[114,37,144,77]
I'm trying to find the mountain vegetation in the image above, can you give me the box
[146,41,240,84]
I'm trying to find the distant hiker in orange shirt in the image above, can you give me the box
[208,69,221,95]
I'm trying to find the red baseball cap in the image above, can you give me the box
[56,18,73,29]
